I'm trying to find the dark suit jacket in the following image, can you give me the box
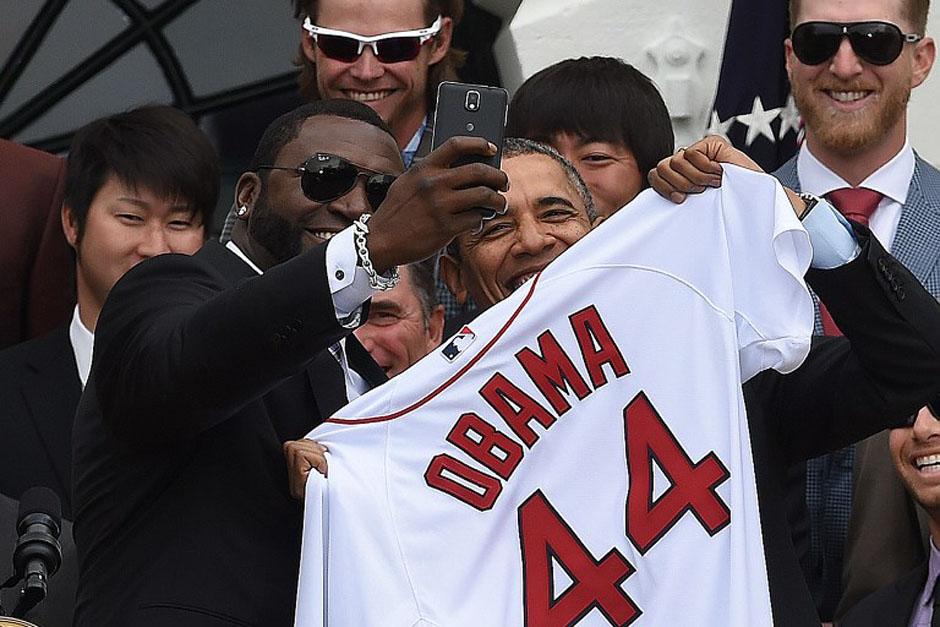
[72,240,386,626]
[0,492,78,626]
[0,139,73,350]
[742,226,940,625]
[775,153,940,616]
[840,563,926,627]
[0,326,81,518]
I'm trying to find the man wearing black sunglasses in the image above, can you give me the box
[774,0,940,621]
[70,99,508,627]
[841,396,940,625]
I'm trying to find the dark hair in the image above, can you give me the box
[506,56,674,190]
[64,105,219,236]
[789,0,930,33]
[446,137,595,260]
[405,258,440,328]
[248,99,396,174]
[292,0,467,114]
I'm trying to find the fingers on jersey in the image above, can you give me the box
[283,438,329,500]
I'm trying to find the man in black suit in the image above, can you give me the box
[841,397,940,626]
[437,137,940,625]
[0,106,219,518]
[71,100,507,626]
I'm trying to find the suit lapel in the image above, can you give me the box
[306,350,348,420]
[198,239,259,284]
[891,156,940,296]
[304,336,387,421]
[773,155,801,192]
[892,563,929,627]
[345,335,388,389]
[20,328,81,498]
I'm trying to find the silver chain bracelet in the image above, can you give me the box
[353,214,400,291]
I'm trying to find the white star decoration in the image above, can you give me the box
[706,95,802,146]
[777,95,802,140]
[736,96,781,146]
[705,111,734,140]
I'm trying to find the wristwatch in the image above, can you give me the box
[797,192,821,221]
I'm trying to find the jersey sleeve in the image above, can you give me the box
[719,166,814,381]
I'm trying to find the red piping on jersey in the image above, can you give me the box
[326,272,542,425]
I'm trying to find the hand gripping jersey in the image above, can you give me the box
[295,167,814,627]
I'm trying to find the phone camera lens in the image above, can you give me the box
[465,90,481,112]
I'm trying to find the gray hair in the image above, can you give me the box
[502,137,597,222]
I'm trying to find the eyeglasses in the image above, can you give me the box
[302,15,443,63]
[255,153,396,210]
[791,21,924,66]
[903,394,940,428]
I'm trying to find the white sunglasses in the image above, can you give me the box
[302,15,443,63]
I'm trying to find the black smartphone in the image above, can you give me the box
[431,81,509,169]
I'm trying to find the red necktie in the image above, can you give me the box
[818,187,883,335]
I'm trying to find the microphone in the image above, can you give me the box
[0,488,62,618]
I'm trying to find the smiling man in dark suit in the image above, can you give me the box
[0,106,219,520]
[71,99,507,627]
[842,397,940,626]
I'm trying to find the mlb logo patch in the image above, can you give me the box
[441,326,476,362]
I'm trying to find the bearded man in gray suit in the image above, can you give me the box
[772,0,940,621]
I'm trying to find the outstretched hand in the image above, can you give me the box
[648,136,807,216]
[648,136,762,203]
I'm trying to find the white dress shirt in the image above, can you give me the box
[225,230,373,401]
[69,305,94,388]
[797,140,914,253]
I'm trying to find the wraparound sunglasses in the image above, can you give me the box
[302,16,443,63]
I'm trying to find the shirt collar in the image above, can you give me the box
[69,305,94,388]
[225,240,263,275]
[797,140,914,205]
[402,116,429,167]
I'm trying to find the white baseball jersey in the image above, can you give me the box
[295,166,814,627]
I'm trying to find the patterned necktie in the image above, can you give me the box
[818,187,883,336]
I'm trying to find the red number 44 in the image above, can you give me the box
[518,391,731,626]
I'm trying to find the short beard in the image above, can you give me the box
[247,195,304,265]
[792,79,910,156]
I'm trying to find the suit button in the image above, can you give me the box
[335,269,345,280]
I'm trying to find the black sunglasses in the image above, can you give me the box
[256,153,396,210]
[903,394,940,427]
[792,21,924,66]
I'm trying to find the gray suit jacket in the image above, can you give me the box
[774,151,940,617]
